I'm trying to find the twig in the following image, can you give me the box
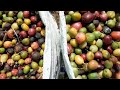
[13,29,20,43]
[2,30,7,42]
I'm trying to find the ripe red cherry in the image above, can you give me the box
[67,43,73,55]
[37,21,43,27]
[94,11,100,18]
[99,12,108,21]
[80,54,87,61]
[0,73,6,79]
[71,22,82,31]
[19,31,28,38]
[28,28,36,36]
[23,11,30,18]
[31,42,39,50]
[30,16,37,23]
[11,69,18,76]
[107,46,113,54]
[103,35,112,45]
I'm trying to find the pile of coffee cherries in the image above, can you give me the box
[66,11,120,79]
[0,11,45,79]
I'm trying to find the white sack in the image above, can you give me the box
[59,11,75,79]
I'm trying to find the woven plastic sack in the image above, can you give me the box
[39,11,52,79]
[59,11,75,79]
[48,12,61,79]
[39,11,60,79]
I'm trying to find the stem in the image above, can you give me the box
[18,51,22,55]
[13,29,20,43]
[2,31,7,42]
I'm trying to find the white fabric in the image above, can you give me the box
[39,11,60,79]
[59,11,75,79]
